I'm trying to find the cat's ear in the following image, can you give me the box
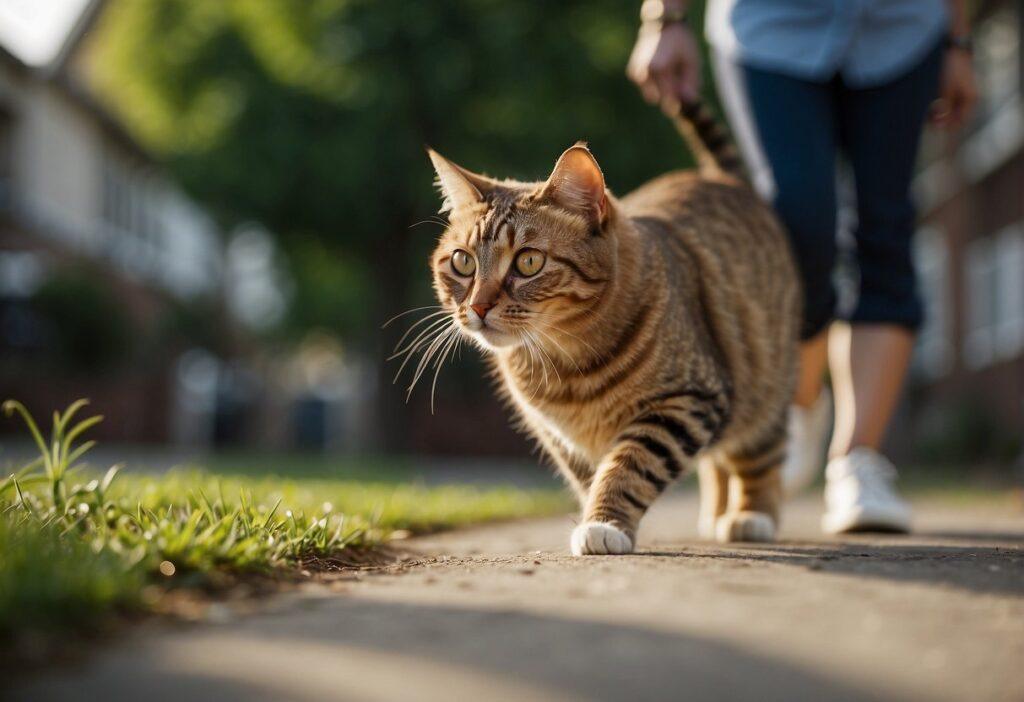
[541,143,608,224]
[426,148,492,214]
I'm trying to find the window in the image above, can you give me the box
[963,223,1024,369]
[101,151,127,230]
[0,105,13,209]
[994,224,1024,359]
[973,4,1021,124]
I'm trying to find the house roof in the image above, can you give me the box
[0,0,97,69]
[0,42,27,73]
[0,0,152,163]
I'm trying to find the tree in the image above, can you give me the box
[87,0,704,449]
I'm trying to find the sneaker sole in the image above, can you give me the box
[822,507,911,535]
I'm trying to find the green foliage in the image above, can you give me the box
[914,398,1023,466]
[0,517,145,637]
[0,400,568,641]
[88,0,704,334]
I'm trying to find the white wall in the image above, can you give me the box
[0,60,223,300]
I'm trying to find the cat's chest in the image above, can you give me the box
[502,372,615,461]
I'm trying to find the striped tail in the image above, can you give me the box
[674,100,745,179]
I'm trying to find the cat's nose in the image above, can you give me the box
[470,302,494,320]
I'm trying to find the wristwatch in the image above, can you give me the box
[945,34,974,54]
[640,0,688,27]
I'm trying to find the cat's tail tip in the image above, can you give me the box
[672,99,745,180]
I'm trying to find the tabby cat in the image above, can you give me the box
[422,102,798,555]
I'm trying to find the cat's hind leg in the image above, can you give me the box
[715,426,786,543]
[697,456,730,539]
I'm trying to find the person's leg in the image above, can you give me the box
[711,51,839,407]
[821,42,944,534]
[795,330,829,408]
[829,322,914,457]
[833,41,945,457]
[711,52,840,495]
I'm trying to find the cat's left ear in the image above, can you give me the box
[541,143,608,225]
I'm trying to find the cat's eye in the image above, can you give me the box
[514,249,545,277]
[451,249,476,276]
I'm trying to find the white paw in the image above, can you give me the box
[715,511,776,543]
[697,512,719,540]
[571,522,633,556]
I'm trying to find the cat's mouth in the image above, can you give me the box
[477,326,520,348]
[462,317,520,349]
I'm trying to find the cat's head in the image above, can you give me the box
[427,144,615,352]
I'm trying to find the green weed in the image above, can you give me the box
[0,399,568,641]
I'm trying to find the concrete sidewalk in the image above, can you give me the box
[14,493,1024,702]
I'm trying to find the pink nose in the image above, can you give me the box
[470,302,494,320]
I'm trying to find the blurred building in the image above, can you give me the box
[0,0,229,442]
[0,0,374,452]
[906,0,1023,465]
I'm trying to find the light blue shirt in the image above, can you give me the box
[705,0,949,88]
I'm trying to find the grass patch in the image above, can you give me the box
[177,451,417,482]
[0,400,569,647]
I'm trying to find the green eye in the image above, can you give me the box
[514,249,545,277]
[451,250,476,276]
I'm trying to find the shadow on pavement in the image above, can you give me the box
[640,539,1024,596]
[917,529,1024,543]
[17,599,881,702]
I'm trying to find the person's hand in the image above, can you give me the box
[930,48,978,129]
[627,22,702,114]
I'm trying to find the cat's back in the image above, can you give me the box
[618,168,799,429]
[622,170,785,253]
[620,169,795,296]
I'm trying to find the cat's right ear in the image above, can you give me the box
[540,143,608,226]
[427,148,486,214]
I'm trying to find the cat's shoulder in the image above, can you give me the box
[621,169,752,211]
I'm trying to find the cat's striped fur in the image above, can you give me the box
[425,102,799,554]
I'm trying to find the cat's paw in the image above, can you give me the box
[715,511,776,543]
[697,512,719,540]
[571,522,633,556]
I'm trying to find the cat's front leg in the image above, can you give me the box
[572,438,684,555]
[535,426,593,504]
[571,396,725,555]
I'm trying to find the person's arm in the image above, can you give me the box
[946,0,970,41]
[932,0,978,129]
[626,0,701,113]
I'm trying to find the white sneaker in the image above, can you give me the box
[822,448,911,534]
[782,389,832,497]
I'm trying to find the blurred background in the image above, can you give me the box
[0,0,1019,477]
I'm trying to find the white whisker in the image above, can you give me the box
[392,319,453,382]
[408,216,449,230]
[529,329,561,384]
[535,326,582,375]
[406,322,457,400]
[428,327,462,413]
[390,315,451,361]
[382,304,442,329]
[517,331,542,401]
[528,310,604,363]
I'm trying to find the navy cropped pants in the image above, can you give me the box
[715,41,944,340]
